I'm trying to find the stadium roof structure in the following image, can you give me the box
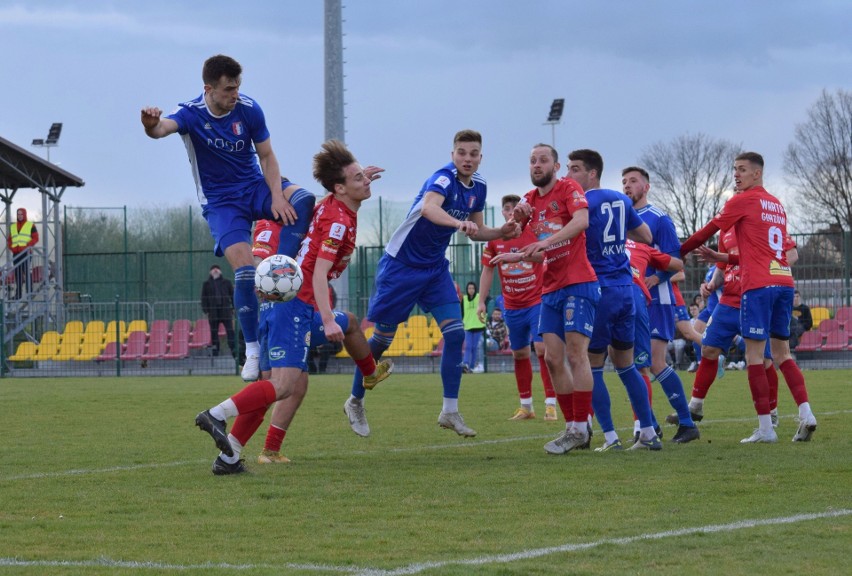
[0,135,84,193]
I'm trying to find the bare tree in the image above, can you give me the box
[784,89,852,231]
[639,133,742,237]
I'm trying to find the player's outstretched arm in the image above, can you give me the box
[140,107,178,139]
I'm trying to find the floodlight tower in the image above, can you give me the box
[325,0,345,142]
[543,99,564,148]
[31,122,63,162]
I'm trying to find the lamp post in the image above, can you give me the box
[31,122,62,162]
[543,99,564,148]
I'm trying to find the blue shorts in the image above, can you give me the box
[539,281,600,339]
[257,297,313,370]
[310,309,350,347]
[675,304,690,323]
[697,305,713,323]
[590,284,635,352]
[504,303,543,351]
[259,307,350,372]
[367,255,460,326]
[632,285,651,368]
[648,301,675,342]
[702,303,742,351]
[740,286,794,341]
[703,303,772,358]
[202,180,275,257]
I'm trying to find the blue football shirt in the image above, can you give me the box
[585,188,645,287]
[168,93,270,206]
[385,163,487,268]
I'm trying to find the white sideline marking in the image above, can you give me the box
[352,509,852,576]
[3,409,850,482]
[1,509,848,574]
[1,459,208,482]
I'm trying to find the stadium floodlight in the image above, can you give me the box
[543,99,564,147]
[31,122,63,162]
[547,99,565,123]
[46,122,63,145]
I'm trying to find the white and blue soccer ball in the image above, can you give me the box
[255,254,303,302]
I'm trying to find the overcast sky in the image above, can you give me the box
[2,0,850,232]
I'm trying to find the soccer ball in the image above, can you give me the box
[254,254,303,302]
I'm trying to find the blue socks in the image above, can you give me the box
[439,320,465,399]
[655,365,695,426]
[234,266,258,343]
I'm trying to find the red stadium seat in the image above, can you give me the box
[821,329,849,351]
[794,330,823,352]
[189,318,212,350]
[818,318,840,336]
[834,306,852,329]
[123,331,147,360]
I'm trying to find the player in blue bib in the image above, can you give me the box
[141,54,314,382]
[343,130,520,438]
[622,166,699,443]
[566,149,661,451]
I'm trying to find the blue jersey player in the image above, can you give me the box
[343,130,520,438]
[565,149,661,451]
[141,54,314,382]
[622,166,699,443]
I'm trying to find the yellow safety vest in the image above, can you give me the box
[10,221,34,249]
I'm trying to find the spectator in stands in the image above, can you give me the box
[7,207,38,299]
[485,308,508,352]
[201,264,236,357]
[789,290,813,350]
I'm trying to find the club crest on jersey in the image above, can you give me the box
[468,195,476,209]
[549,201,559,212]
[231,122,244,136]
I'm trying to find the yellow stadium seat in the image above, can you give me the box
[385,335,411,357]
[54,331,84,361]
[32,331,62,361]
[75,338,105,361]
[9,341,38,362]
[407,325,433,356]
[810,307,831,327]
[127,319,148,334]
[62,320,84,337]
[104,320,128,343]
[85,320,105,336]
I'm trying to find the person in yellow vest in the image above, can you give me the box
[462,281,486,373]
[7,208,38,299]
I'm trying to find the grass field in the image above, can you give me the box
[1,369,850,575]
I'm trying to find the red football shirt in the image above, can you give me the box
[481,226,543,310]
[296,195,358,308]
[252,219,282,260]
[521,177,597,294]
[711,187,794,292]
[626,239,672,305]
[717,227,796,308]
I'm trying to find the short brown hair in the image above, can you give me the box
[621,166,649,180]
[501,194,521,207]
[313,139,357,192]
[453,129,482,146]
[203,55,242,86]
[735,151,764,168]
[568,149,603,178]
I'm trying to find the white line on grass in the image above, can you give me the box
[1,459,209,482]
[1,509,848,574]
[3,409,850,482]
[351,509,852,576]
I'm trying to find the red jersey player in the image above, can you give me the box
[478,194,556,421]
[681,152,816,444]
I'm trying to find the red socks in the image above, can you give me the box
[515,357,533,399]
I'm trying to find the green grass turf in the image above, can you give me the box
[1,369,849,575]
